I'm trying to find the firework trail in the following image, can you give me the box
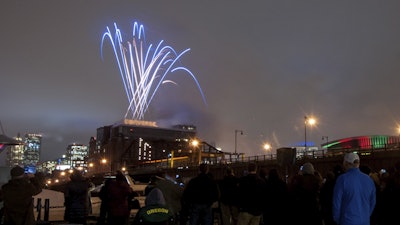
[101,22,207,120]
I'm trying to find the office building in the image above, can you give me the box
[89,119,198,173]
[66,143,88,170]
[23,133,42,171]
[6,133,24,167]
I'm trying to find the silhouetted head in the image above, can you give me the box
[116,170,125,182]
[360,165,371,175]
[70,169,84,181]
[268,168,280,180]
[10,165,25,179]
[333,164,344,177]
[225,167,234,176]
[199,163,209,174]
[248,162,257,174]
[301,162,315,175]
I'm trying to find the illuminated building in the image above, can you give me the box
[38,160,57,174]
[66,143,88,170]
[322,135,400,150]
[90,119,197,173]
[23,133,42,169]
[6,133,24,167]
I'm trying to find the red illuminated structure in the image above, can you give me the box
[322,135,400,151]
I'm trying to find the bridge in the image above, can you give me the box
[129,146,400,181]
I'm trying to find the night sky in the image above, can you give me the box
[1,1,400,163]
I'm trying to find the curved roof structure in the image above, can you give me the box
[322,135,400,150]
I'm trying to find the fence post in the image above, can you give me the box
[44,198,50,221]
[36,198,42,221]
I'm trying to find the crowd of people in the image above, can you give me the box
[1,152,400,225]
[181,153,400,225]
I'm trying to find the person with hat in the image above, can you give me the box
[1,165,43,225]
[287,162,323,225]
[332,152,376,225]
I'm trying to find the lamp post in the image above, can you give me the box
[101,158,107,173]
[263,143,272,160]
[304,116,316,150]
[191,139,201,165]
[234,129,243,155]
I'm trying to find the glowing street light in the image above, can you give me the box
[263,143,271,152]
[191,139,201,164]
[304,116,316,150]
[191,139,199,147]
[101,158,112,173]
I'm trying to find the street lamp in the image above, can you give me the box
[191,139,202,164]
[101,158,111,173]
[191,140,199,147]
[304,116,316,150]
[263,143,271,152]
[234,129,244,155]
[263,142,272,160]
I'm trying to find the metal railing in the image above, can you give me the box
[131,144,400,170]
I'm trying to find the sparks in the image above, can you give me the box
[101,22,207,120]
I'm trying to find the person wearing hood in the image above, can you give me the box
[133,187,173,225]
[287,162,323,225]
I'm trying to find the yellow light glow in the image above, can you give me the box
[191,140,199,147]
[263,143,271,151]
[308,118,316,125]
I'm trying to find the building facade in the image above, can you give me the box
[66,143,88,170]
[6,133,24,167]
[322,135,400,150]
[23,133,42,169]
[89,119,198,173]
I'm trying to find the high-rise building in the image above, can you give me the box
[6,133,24,167]
[23,133,42,168]
[66,143,88,170]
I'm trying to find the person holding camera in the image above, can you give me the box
[1,165,43,225]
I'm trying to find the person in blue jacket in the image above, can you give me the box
[332,152,376,225]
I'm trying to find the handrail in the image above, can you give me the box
[130,144,400,170]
